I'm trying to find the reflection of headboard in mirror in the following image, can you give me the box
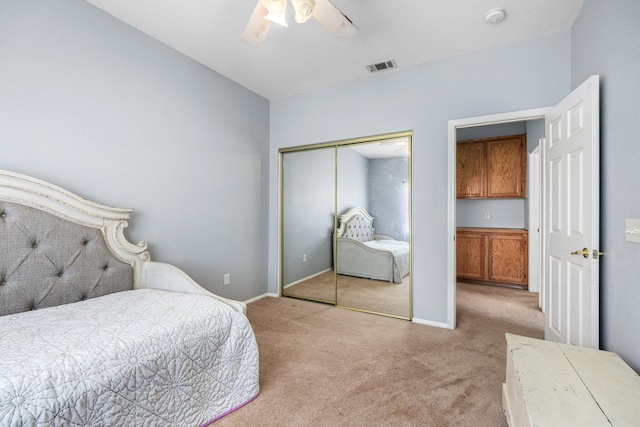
[335,207,375,242]
[335,207,409,284]
[280,132,412,318]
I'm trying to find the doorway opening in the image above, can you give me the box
[447,109,548,329]
[448,76,600,348]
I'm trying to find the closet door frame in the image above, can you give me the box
[279,131,413,320]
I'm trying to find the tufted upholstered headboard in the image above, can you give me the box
[335,207,375,242]
[0,202,133,315]
[0,170,149,316]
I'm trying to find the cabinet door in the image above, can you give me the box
[456,142,485,198]
[488,234,528,285]
[456,232,486,280]
[486,137,526,198]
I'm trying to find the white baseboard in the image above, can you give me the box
[412,317,454,329]
[284,268,332,289]
[244,293,279,304]
[245,296,455,330]
[244,295,454,330]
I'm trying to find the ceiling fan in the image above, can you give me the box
[241,0,358,46]
[380,138,409,153]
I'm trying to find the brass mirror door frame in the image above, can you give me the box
[281,147,337,305]
[280,131,413,320]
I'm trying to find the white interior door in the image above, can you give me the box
[543,75,600,349]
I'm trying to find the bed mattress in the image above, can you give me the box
[0,289,259,426]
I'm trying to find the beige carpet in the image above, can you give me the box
[215,282,543,426]
[284,271,411,318]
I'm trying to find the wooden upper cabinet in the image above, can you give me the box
[457,134,527,199]
[456,141,486,198]
[486,136,527,198]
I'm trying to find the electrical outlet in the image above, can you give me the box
[223,273,230,286]
[303,254,307,262]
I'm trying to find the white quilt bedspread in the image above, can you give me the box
[0,289,259,426]
[364,239,410,283]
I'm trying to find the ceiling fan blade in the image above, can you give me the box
[312,0,358,39]
[380,137,408,146]
[394,145,408,153]
[241,1,273,46]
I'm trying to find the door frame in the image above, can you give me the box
[528,141,542,297]
[447,108,548,329]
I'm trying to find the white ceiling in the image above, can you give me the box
[84,0,585,100]
[349,138,409,159]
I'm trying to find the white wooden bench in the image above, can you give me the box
[502,333,640,426]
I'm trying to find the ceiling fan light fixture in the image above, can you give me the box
[262,0,288,27]
[242,0,358,46]
[292,0,315,24]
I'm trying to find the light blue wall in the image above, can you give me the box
[526,120,545,153]
[0,0,270,301]
[369,157,409,241]
[457,199,525,229]
[282,148,335,285]
[283,146,369,285]
[337,147,369,216]
[268,31,571,323]
[571,0,640,370]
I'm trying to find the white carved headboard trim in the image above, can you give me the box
[336,207,375,240]
[0,169,150,285]
[0,169,247,314]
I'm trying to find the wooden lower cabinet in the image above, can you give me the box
[456,232,486,280]
[456,228,528,287]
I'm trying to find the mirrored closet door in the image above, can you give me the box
[280,132,412,319]
[281,147,336,304]
[336,141,411,318]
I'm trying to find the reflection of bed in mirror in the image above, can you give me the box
[335,207,409,283]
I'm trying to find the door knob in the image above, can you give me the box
[570,248,604,259]
[570,248,590,258]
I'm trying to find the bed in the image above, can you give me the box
[335,207,409,283]
[0,170,259,426]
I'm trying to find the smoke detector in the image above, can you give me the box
[485,8,506,24]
